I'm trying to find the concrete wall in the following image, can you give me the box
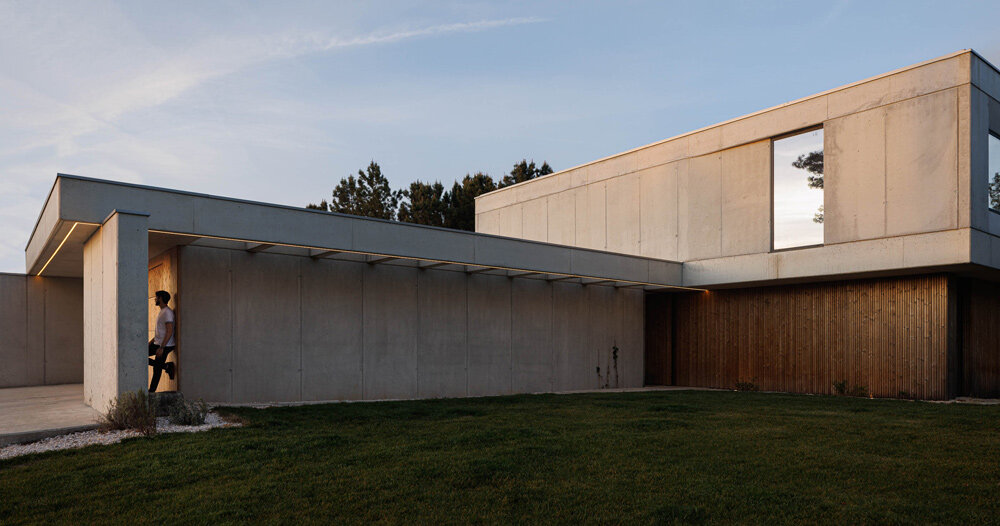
[177,245,644,403]
[0,273,83,388]
[476,51,981,287]
[83,211,149,411]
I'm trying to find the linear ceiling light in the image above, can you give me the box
[147,228,706,292]
[36,222,79,277]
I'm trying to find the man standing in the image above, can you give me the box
[149,290,176,392]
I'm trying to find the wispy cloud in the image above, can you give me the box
[0,13,546,272]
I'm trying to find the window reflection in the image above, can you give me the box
[989,132,1000,212]
[773,129,824,250]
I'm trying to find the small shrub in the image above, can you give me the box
[99,390,158,435]
[833,380,869,398]
[734,381,759,392]
[847,385,869,398]
[169,398,210,426]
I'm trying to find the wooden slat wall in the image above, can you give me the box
[957,278,1000,398]
[662,274,951,399]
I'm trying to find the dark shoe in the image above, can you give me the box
[166,363,176,380]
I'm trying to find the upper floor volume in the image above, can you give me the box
[475,50,1000,288]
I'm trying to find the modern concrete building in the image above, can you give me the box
[2,50,1000,413]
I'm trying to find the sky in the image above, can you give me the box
[2,0,1000,273]
[773,129,824,250]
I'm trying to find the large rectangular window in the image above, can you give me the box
[773,128,824,250]
[989,132,1000,213]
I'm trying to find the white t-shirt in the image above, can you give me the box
[155,306,176,347]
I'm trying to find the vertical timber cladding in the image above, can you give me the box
[957,278,1000,398]
[669,275,951,399]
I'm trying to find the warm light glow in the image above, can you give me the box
[147,228,707,292]
[37,222,79,276]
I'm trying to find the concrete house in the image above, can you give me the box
[3,50,1000,413]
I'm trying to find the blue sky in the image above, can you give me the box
[2,0,1000,272]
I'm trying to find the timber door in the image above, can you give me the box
[644,293,673,385]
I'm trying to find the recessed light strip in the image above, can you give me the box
[36,222,79,277]
[149,228,706,292]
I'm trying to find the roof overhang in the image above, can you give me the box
[25,175,691,291]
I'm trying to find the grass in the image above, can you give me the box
[2,390,999,524]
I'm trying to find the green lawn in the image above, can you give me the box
[2,390,999,525]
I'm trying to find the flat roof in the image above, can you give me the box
[25,174,689,290]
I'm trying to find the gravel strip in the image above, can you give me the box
[0,412,240,460]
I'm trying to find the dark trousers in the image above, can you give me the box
[148,341,176,392]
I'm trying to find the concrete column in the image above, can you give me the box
[83,210,149,412]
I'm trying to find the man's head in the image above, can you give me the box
[154,290,170,307]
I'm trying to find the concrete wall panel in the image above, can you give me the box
[586,153,638,184]
[636,136,688,171]
[83,228,104,404]
[619,288,645,387]
[467,274,511,397]
[606,172,641,254]
[25,278,45,385]
[300,258,364,401]
[720,141,771,256]
[552,282,591,391]
[232,251,302,403]
[498,204,523,238]
[681,153,722,260]
[511,278,552,393]
[84,212,148,412]
[577,183,606,251]
[958,85,971,230]
[43,277,84,384]
[521,198,548,242]
[721,96,828,150]
[172,246,647,403]
[476,209,500,236]
[825,107,887,243]
[546,191,576,246]
[514,172,572,203]
[363,264,419,399]
[639,163,679,260]
[588,286,617,388]
[0,275,31,387]
[889,54,967,103]
[177,246,233,402]
[885,89,959,236]
[416,269,468,398]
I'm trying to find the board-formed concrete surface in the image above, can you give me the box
[0,274,83,389]
[177,244,645,404]
[0,384,100,446]
[83,211,149,412]
[475,50,1000,286]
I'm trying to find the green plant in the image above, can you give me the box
[734,381,759,392]
[847,385,869,398]
[169,398,210,426]
[99,390,158,435]
[833,380,869,398]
